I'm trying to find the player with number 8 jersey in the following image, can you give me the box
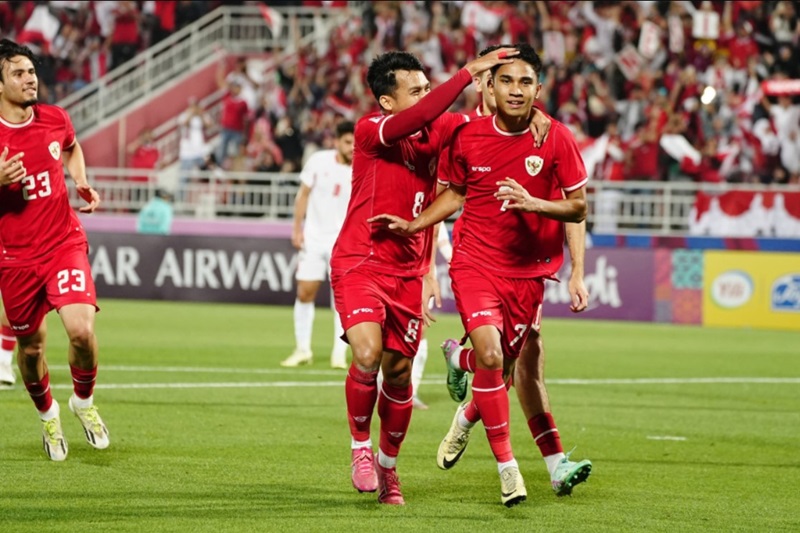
[0,39,109,462]
[330,48,521,505]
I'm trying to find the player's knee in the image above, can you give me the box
[67,322,95,351]
[476,347,503,370]
[516,355,543,382]
[350,344,381,370]
[17,340,44,365]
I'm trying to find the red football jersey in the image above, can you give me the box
[0,104,86,265]
[331,111,466,277]
[448,116,587,278]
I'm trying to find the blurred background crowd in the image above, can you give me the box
[2,0,800,185]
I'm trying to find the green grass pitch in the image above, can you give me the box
[1,300,799,532]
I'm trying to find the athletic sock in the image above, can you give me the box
[293,300,314,352]
[70,364,97,399]
[24,373,54,414]
[377,381,413,458]
[472,368,513,463]
[345,365,378,442]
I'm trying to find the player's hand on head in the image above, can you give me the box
[568,274,589,313]
[465,47,519,76]
[367,214,414,236]
[77,184,100,213]
[0,147,26,186]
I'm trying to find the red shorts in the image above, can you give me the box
[0,241,98,336]
[331,266,423,357]
[450,262,544,360]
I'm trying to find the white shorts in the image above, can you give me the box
[295,246,332,282]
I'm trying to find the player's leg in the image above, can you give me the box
[371,277,423,505]
[2,267,67,460]
[59,303,109,450]
[17,320,69,461]
[0,302,17,387]
[375,350,414,504]
[441,338,475,402]
[411,330,428,409]
[282,247,325,367]
[515,327,592,496]
[48,245,109,450]
[468,324,526,507]
[333,268,389,494]
[344,321,383,493]
[281,279,321,367]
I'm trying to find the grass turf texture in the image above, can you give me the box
[1,300,798,532]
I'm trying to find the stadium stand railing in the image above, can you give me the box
[57,4,362,136]
[68,170,800,238]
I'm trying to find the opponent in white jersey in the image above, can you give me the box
[281,121,355,369]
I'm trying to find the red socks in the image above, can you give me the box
[472,368,513,463]
[458,348,476,372]
[528,412,564,456]
[24,372,54,413]
[345,365,379,442]
[70,365,97,399]
[377,382,413,457]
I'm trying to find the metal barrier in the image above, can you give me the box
[58,5,363,136]
[70,169,800,237]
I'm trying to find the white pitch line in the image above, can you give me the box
[46,376,800,391]
[47,366,800,385]
[647,436,687,441]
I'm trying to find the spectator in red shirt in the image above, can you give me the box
[215,81,250,168]
[128,128,161,182]
[109,1,141,70]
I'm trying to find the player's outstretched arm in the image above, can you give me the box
[494,178,586,222]
[381,48,519,145]
[368,185,465,236]
[63,141,100,213]
[291,183,311,249]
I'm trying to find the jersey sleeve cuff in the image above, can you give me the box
[562,176,588,193]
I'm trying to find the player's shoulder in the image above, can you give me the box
[548,119,577,142]
[34,103,70,122]
[306,149,336,163]
[356,112,387,129]
[453,114,492,137]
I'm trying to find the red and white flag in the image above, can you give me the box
[668,15,684,53]
[761,79,800,96]
[638,20,661,59]
[16,5,61,55]
[615,45,645,81]
[259,4,284,38]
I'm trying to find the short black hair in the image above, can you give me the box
[366,51,425,102]
[0,39,36,82]
[490,43,543,79]
[478,44,510,58]
[335,120,354,137]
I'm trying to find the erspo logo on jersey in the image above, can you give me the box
[771,274,800,311]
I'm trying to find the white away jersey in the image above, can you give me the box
[300,149,352,247]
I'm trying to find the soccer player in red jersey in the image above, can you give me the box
[369,44,589,506]
[330,47,520,505]
[0,40,109,461]
[443,45,593,498]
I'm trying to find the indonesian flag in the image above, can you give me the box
[16,5,61,55]
[761,79,800,96]
[259,4,284,38]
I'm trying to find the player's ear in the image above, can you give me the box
[472,76,482,93]
[534,82,542,100]
[378,94,394,113]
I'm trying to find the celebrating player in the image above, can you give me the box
[369,44,589,506]
[0,40,109,461]
[440,44,593,498]
[331,47,520,505]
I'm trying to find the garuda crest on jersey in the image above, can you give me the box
[48,141,60,160]
[525,155,544,177]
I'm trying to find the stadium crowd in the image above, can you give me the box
[3,1,799,185]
